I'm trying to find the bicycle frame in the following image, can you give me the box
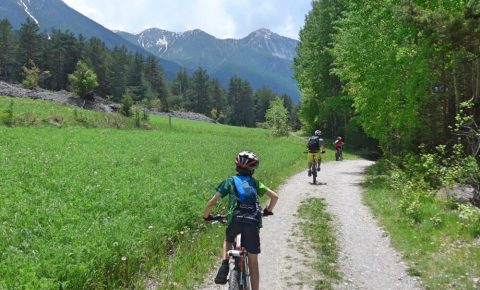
[228,233,252,290]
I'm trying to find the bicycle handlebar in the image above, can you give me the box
[205,210,274,223]
[204,215,227,223]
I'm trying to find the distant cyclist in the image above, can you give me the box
[203,151,278,290]
[306,130,325,176]
[334,136,344,161]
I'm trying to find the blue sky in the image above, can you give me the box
[62,0,312,39]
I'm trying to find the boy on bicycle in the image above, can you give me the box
[306,130,325,176]
[203,151,279,290]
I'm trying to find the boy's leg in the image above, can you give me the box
[214,240,231,284]
[215,225,237,284]
[307,153,313,176]
[222,240,233,260]
[248,253,259,290]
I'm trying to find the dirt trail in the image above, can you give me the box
[198,160,423,290]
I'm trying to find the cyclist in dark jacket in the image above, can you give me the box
[306,130,325,176]
[203,151,278,290]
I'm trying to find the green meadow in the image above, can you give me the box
[0,96,307,289]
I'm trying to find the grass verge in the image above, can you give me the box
[297,197,341,289]
[363,165,480,289]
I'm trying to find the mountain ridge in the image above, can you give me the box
[117,27,300,100]
[0,0,300,100]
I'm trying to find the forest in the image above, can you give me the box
[0,18,300,129]
[295,0,480,156]
[294,2,480,287]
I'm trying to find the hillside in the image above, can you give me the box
[0,0,181,76]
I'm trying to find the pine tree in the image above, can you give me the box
[0,19,17,81]
[107,46,129,101]
[191,67,210,115]
[43,29,80,90]
[228,76,255,127]
[144,55,170,111]
[82,37,109,97]
[208,78,225,120]
[253,87,276,123]
[17,18,41,78]
[171,68,191,110]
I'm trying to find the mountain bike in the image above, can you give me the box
[335,147,343,161]
[305,151,322,184]
[208,215,256,290]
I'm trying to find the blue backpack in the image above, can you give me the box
[232,175,258,204]
[229,175,262,225]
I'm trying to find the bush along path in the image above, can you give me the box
[198,160,423,290]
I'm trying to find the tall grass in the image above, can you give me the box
[363,161,480,289]
[0,97,306,288]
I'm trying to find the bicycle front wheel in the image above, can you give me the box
[228,269,241,290]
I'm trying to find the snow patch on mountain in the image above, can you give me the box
[16,0,39,25]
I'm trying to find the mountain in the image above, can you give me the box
[117,28,300,101]
[0,0,181,76]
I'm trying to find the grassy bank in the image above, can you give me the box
[0,96,148,129]
[363,163,480,289]
[0,97,306,289]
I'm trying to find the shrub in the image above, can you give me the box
[458,204,480,238]
[68,61,98,100]
[21,60,40,90]
[3,100,14,126]
[265,97,289,136]
[120,92,134,117]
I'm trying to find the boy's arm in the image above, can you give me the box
[203,192,222,219]
[264,188,279,212]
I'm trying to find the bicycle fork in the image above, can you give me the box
[229,248,249,286]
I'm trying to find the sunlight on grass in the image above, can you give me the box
[0,97,309,288]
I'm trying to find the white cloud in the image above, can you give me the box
[62,0,311,39]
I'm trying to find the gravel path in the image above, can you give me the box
[198,160,423,290]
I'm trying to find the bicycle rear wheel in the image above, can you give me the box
[311,162,317,184]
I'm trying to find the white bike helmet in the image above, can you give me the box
[314,130,322,136]
[235,151,259,171]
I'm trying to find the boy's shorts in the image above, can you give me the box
[307,152,321,163]
[226,222,260,254]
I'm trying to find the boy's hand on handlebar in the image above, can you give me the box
[263,208,273,216]
[203,214,213,221]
